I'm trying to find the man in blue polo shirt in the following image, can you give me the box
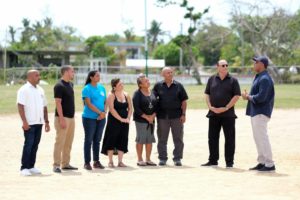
[242,56,275,172]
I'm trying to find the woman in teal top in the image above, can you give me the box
[82,70,107,170]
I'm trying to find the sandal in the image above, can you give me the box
[146,161,157,166]
[137,161,147,166]
[108,162,115,168]
[118,162,127,167]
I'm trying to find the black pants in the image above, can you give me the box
[208,117,235,165]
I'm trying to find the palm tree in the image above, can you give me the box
[124,28,135,42]
[148,20,164,53]
[21,18,33,46]
[8,26,16,43]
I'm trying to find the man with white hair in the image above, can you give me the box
[153,67,188,166]
[17,70,50,176]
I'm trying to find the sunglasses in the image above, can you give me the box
[220,64,228,68]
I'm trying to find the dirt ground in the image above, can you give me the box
[0,109,299,200]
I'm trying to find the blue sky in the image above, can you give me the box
[0,0,299,45]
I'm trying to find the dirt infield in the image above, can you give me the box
[0,109,299,200]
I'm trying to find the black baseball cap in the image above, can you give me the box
[253,56,269,68]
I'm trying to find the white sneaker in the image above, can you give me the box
[29,167,41,174]
[20,169,32,176]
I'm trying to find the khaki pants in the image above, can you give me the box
[53,117,75,168]
[251,114,274,167]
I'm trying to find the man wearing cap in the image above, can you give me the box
[242,56,276,172]
[201,59,241,168]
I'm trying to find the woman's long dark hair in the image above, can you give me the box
[85,70,98,85]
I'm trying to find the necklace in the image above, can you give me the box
[141,89,153,109]
[147,96,154,109]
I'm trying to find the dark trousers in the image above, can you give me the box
[208,117,236,165]
[82,117,106,164]
[157,118,184,161]
[21,124,43,170]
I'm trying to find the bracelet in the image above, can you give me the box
[182,113,186,116]
[45,120,49,123]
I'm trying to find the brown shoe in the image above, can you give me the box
[93,161,105,169]
[84,163,92,170]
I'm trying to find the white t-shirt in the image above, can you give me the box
[17,82,47,125]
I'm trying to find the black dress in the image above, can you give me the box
[101,94,129,155]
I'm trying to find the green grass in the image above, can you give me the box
[1,84,300,114]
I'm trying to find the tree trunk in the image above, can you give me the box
[186,45,202,85]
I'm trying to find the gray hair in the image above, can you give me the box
[136,73,146,88]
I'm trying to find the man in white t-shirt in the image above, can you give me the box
[17,70,50,176]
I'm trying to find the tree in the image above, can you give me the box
[8,26,16,44]
[124,28,136,42]
[157,0,209,84]
[148,20,164,53]
[10,17,81,51]
[85,36,115,64]
[8,17,83,66]
[229,0,300,82]
[103,34,121,42]
[153,42,180,66]
[230,0,297,65]
[85,36,113,57]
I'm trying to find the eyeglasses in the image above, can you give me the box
[221,64,228,68]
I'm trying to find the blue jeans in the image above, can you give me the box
[82,117,106,164]
[21,124,43,170]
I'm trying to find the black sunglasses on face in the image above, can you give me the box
[221,64,228,68]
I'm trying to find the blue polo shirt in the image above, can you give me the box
[82,83,106,119]
[246,70,275,118]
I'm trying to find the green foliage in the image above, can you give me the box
[9,17,82,52]
[153,42,180,66]
[148,20,164,54]
[230,7,300,66]
[194,22,230,65]
[85,36,115,64]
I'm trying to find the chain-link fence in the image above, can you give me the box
[0,65,299,85]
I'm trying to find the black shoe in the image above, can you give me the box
[84,163,92,170]
[249,163,265,170]
[62,165,78,170]
[201,161,218,167]
[158,160,167,166]
[174,160,182,166]
[93,161,105,169]
[226,164,233,168]
[258,165,276,172]
[53,167,61,173]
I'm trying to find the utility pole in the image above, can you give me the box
[144,0,148,77]
[3,28,7,84]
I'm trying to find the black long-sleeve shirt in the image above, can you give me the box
[132,89,158,123]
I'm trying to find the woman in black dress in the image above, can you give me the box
[101,78,132,167]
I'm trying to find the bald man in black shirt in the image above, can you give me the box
[153,67,188,166]
[201,60,241,168]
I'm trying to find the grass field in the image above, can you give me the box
[0,84,300,114]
